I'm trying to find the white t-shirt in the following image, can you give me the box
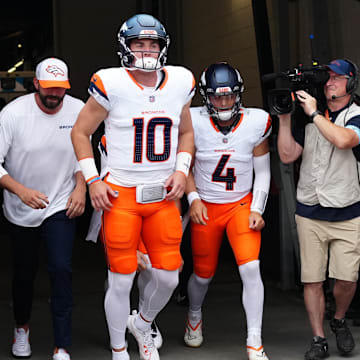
[88,65,195,186]
[0,93,84,226]
[191,106,272,203]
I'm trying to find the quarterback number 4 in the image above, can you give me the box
[212,154,236,190]
[133,117,172,163]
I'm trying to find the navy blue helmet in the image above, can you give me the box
[117,14,170,71]
[199,62,244,121]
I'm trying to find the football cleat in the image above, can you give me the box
[184,318,203,348]
[247,345,269,360]
[127,313,159,360]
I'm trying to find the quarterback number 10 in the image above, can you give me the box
[133,117,172,163]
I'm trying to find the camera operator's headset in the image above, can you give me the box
[344,59,359,94]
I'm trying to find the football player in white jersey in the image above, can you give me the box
[183,63,271,360]
[71,14,195,360]
[0,57,86,360]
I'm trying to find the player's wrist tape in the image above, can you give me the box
[187,191,200,206]
[79,158,99,183]
[251,153,270,215]
[176,152,192,177]
[251,190,268,215]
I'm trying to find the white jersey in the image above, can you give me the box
[0,93,84,226]
[191,106,272,203]
[89,65,195,186]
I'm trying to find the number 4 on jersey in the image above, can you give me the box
[212,154,236,190]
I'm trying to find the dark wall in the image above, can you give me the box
[53,0,137,100]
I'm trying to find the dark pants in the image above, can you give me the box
[9,210,76,349]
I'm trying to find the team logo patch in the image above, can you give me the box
[46,65,65,78]
[216,87,231,94]
[149,95,155,102]
[140,30,158,35]
[222,137,228,143]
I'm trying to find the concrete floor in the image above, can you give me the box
[1,227,360,360]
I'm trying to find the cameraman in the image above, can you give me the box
[277,59,360,360]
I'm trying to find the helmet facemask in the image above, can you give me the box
[207,92,241,122]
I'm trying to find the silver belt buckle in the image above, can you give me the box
[136,184,166,204]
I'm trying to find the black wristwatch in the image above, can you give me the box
[310,110,322,121]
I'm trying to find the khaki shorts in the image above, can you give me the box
[295,215,360,282]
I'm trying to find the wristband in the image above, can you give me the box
[176,152,192,177]
[79,157,99,182]
[87,176,101,186]
[187,191,200,206]
[310,110,322,122]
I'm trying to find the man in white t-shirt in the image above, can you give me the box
[0,57,86,360]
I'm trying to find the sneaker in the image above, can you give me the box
[247,345,269,360]
[330,318,355,354]
[184,319,203,348]
[132,309,162,350]
[127,313,159,360]
[304,336,329,360]
[12,328,31,358]
[53,348,70,360]
[151,320,163,349]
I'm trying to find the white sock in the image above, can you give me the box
[187,273,212,327]
[135,267,179,332]
[104,270,136,349]
[238,260,264,348]
[137,254,152,312]
[112,349,130,360]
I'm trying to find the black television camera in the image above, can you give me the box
[263,63,330,115]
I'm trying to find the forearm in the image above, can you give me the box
[313,114,359,149]
[177,130,194,155]
[277,115,300,163]
[185,170,197,194]
[0,173,27,196]
[71,128,95,161]
[74,171,86,191]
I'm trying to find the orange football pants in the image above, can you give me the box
[191,193,261,279]
[102,182,182,274]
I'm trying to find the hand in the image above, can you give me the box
[137,251,150,272]
[295,90,317,116]
[249,211,265,231]
[89,180,118,212]
[17,187,49,209]
[66,186,86,219]
[190,199,208,225]
[165,171,186,201]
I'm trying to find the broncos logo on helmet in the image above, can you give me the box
[117,14,170,72]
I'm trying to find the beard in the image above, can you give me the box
[38,90,65,109]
